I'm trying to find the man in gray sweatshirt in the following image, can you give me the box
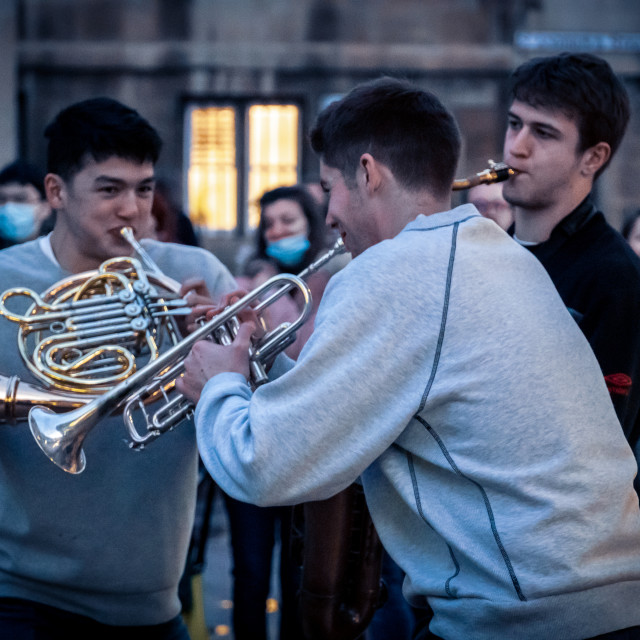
[179,78,640,640]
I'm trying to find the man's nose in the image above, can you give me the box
[325,206,337,229]
[506,129,530,158]
[118,190,142,217]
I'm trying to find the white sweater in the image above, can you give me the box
[197,205,640,639]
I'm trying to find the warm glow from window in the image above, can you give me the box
[186,103,299,232]
[188,107,237,231]
[248,105,299,228]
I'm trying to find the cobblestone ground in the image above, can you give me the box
[197,492,281,640]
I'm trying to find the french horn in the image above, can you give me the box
[0,227,345,473]
[0,232,187,425]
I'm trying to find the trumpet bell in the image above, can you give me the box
[29,405,87,474]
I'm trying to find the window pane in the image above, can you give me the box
[248,104,299,229]
[188,106,237,231]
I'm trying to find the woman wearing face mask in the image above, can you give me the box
[0,160,52,250]
[223,185,346,640]
[239,184,345,359]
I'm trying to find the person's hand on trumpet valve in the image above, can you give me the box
[176,318,257,403]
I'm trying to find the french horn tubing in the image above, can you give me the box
[0,232,188,425]
[25,233,346,473]
[0,373,86,425]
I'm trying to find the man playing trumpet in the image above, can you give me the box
[179,77,640,639]
[0,97,235,638]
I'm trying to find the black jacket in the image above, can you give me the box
[516,196,640,460]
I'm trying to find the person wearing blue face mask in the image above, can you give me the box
[0,160,52,250]
[258,185,327,270]
[240,184,349,359]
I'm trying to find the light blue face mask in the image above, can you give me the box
[266,234,311,267]
[0,202,38,242]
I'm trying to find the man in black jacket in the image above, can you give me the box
[503,52,640,488]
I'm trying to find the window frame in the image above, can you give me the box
[182,94,304,237]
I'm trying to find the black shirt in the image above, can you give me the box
[517,196,640,461]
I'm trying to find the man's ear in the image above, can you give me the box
[44,173,66,209]
[580,142,611,179]
[359,153,383,193]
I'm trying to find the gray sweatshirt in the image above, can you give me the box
[0,236,235,625]
[196,205,640,639]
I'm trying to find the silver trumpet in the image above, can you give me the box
[27,232,346,473]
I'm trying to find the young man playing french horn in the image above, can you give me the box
[178,77,640,640]
[0,97,235,638]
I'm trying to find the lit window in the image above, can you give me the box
[187,106,237,231]
[185,102,300,234]
[247,105,299,228]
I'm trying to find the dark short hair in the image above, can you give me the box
[254,184,327,271]
[44,97,162,180]
[310,77,461,198]
[0,160,46,199]
[508,53,630,178]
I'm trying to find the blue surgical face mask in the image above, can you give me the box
[0,202,38,242]
[266,234,311,267]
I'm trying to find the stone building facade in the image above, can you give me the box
[3,0,640,264]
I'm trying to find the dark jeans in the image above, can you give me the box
[366,550,416,640]
[224,494,303,640]
[0,597,190,640]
